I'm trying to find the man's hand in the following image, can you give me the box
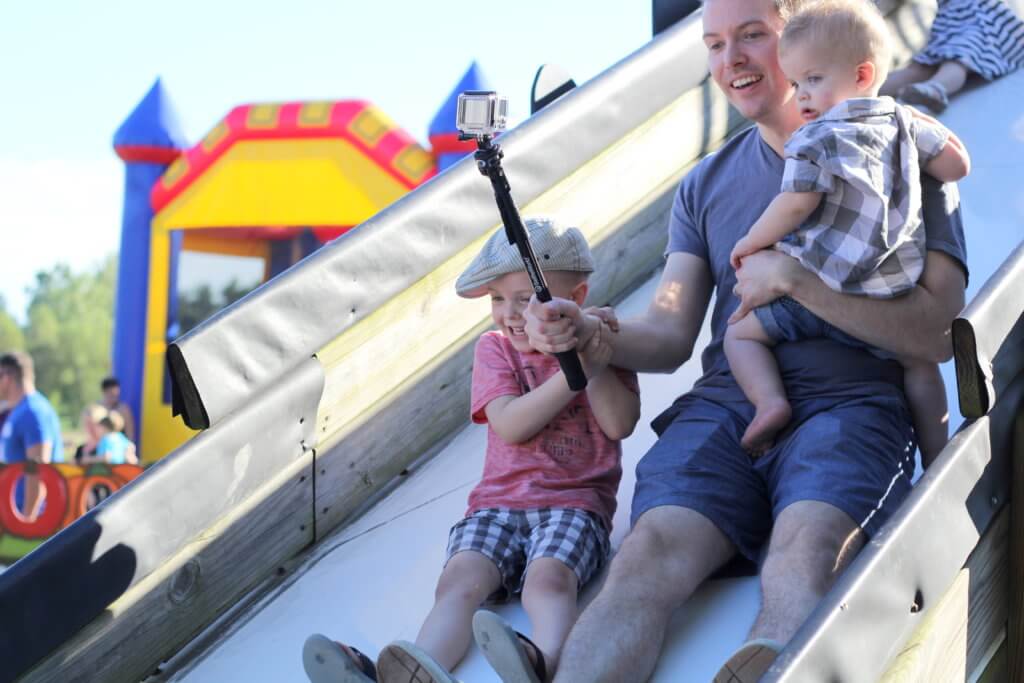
[728,249,806,323]
[583,305,620,333]
[524,296,597,354]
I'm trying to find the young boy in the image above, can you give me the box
[80,411,138,466]
[724,0,971,463]
[303,217,641,683]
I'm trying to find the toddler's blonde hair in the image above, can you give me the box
[780,0,892,87]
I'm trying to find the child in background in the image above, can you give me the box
[881,0,1024,113]
[303,217,640,683]
[81,412,138,466]
[725,0,971,464]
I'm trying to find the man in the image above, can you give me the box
[100,376,135,443]
[524,0,968,679]
[0,351,64,520]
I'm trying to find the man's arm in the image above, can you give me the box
[22,441,53,521]
[524,251,713,373]
[731,248,965,362]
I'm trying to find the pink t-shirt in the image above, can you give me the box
[468,331,639,529]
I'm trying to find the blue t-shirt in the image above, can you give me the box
[667,126,968,408]
[96,431,132,465]
[0,392,64,464]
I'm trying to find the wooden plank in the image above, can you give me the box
[880,507,1009,682]
[21,453,314,683]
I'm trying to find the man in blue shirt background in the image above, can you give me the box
[0,351,63,519]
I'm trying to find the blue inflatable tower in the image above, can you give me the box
[112,79,186,444]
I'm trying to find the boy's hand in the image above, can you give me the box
[525,296,596,354]
[730,236,759,271]
[578,320,614,378]
[583,305,619,333]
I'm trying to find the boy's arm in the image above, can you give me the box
[578,323,641,440]
[483,374,581,444]
[730,191,822,270]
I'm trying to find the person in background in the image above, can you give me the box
[80,411,138,466]
[881,0,1024,112]
[100,376,136,442]
[75,403,108,463]
[0,351,64,520]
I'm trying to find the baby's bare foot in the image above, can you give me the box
[741,399,792,455]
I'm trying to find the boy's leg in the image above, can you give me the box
[413,550,503,671]
[901,358,948,468]
[520,558,578,675]
[724,313,792,454]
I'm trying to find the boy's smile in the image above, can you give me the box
[487,270,588,354]
[488,271,540,353]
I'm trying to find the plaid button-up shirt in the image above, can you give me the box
[777,97,949,298]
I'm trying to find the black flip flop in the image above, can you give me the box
[302,633,378,682]
[472,610,547,683]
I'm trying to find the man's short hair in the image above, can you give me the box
[780,0,892,84]
[101,376,121,391]
[0,351,33,385]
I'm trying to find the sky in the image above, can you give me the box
[0,1,651,323]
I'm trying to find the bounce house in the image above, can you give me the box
[111,63,488,463]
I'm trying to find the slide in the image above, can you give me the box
[3,0,1022,680]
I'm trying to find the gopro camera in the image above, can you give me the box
[456,91,508,138]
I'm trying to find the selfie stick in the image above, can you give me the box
[467,134,588,391]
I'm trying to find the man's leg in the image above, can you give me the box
[748,500,864,643]
[554,505,735,683]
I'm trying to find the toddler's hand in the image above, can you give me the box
[730,237,757,271]
[583,306,619,333]
[578,320,613,379]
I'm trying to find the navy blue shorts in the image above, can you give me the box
[631,393,916,563]
[754,296,896,361]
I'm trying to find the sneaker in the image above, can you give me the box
[899,81,950,113]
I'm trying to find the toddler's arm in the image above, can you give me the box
[730,191,822,270]
[577,321,641,440]
[907,106,971,181]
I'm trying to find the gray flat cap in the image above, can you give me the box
[455,216,594,298]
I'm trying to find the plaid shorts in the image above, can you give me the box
[446,507,610,599]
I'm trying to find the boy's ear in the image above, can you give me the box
[570,280,589,306]
[856,61,877,90]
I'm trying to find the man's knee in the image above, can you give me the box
[608,507,733,600]
[765,501,864,589]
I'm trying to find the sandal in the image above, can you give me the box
[472,610,547,683]
[376,640,458,683]
[899,81,950,114]
[713,638,782,683]
[302,634,378,682]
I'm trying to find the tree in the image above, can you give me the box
[22,255,116,424]
[177,279,256,335]
[0,296,25,352]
